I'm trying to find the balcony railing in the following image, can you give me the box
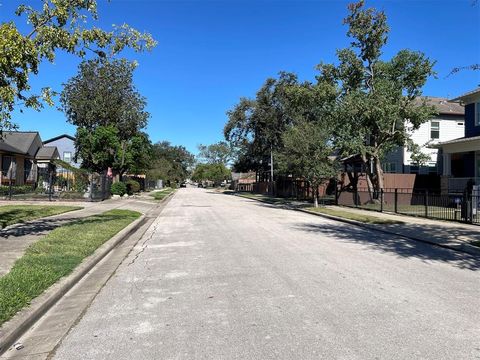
[447,177,480,193]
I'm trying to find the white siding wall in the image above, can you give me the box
[404,116,464,168]
[385,115,464,174]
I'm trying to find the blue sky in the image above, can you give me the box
[1,0,479,154]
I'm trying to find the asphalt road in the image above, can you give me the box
[53,188,480,360]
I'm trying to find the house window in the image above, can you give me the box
[63,151,72,163]
[383,162,397,173]
[24,159,36,183]
[476,102,480,126]
[1,156,16,183]
[430,121,440,139]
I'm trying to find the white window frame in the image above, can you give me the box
[430,121,440,139]
[63,151,72,163]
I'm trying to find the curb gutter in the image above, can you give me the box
[0,214,147,355]
[236,194,480,257]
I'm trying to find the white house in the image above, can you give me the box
[436,88,480,193]
[384,97,464,174]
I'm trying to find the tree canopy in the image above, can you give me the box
[224,0,437,199]
[197,141,232,166]
[317,0,436,193]
[147,141,195,186]
[61,58,151,175]
[0,0,156,132]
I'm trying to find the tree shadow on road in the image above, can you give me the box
[294,222,480,271]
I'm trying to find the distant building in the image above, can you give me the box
[0,131,59,186]
[43,134,80,167]
[384,97,465,174]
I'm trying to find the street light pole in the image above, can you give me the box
[270,146,274,196]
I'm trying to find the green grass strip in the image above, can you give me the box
[0,205,83,228]
[150,188,175,201]
[0,209,141,326]
[306,207,404,225]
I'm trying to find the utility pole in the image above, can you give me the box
[270,146,274,196]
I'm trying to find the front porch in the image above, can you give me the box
[439,136,480,194]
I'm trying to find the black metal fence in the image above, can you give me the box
[0,170,111,201]
[337,188,480,224]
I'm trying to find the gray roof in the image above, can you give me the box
[436,135,480,147]
[35,146,60,160]
[43,133,75,144]
[450,88,480,103]
[415,96,464,116]
[0,132,42,156]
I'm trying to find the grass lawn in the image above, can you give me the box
[0,209,141,326]
[150,188,175,201]
[306,207,404,225]
[0,205,83,228]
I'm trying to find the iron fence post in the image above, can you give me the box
[334,179,339,206]
[48,167,53,202]
[380,189,384,212]
[394,188,398,213]
[425,190,429,218]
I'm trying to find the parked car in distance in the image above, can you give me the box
[198,183,204,188]
[180,182,187,188]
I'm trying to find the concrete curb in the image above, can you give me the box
[235,193,480,257]
[0,214,147,355]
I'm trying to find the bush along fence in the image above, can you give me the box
[337,188,480,225]
[0,169,112,202]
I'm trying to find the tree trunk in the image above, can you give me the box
[313,182,319,208]
[373,155,385,194]
[362,154,375,201]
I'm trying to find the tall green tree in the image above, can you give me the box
[224,72,298,176]
[282,120,337,207]
[147,141,195,186]
[191,163,231,186]
[60,58,150,175]
[0,0,156,132]
[318,0,436,195]
[197,141,232,166]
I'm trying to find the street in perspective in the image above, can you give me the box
[0,0,479,359]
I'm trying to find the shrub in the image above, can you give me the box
[110,182,127,196]
[126,179,141,195]
[0,185,35,196]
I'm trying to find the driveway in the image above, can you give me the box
[52,188,480,359]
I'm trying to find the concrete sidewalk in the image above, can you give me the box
[0,197,158,277]
[236,193,480,256]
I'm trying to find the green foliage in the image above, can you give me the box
[150,187,175,201]
[0,205,81,228]
[61,59,153,174]
[0,209,140,325]
[316,0,436,193]
[0,185,35,196]
[407,140,431,167]
[73,174,89,192]
[146,141,195,184]
[197,141,232,166]
[224,73,300,172]
[191,163,231,185]
[126,179,141,195]
[75,125,119,173]
[0,1,156,132]
[110,181,127,196]
[281,120,338,206]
